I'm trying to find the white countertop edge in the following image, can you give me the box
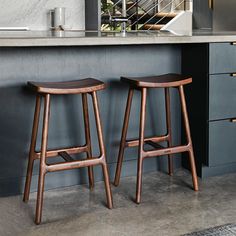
[1,35,236,47]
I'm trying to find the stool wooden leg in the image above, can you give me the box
[136,88,147,204]
[165,88,173,176]
[35,94,50,225]
[91,91,113,209]
[102,162,113,209]
[23,95,41,202]
[114,88,134,186]
[82,93,94,189]
[179,86,199,191]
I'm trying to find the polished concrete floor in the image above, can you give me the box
[0,169,235,236]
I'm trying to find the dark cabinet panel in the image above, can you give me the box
[193,0,212,30]
[209,74,236,120]
[182,44,209,167]
[182,43,236,177]
[213,0,236,31]
[209,120,236,166]
[209,43,236,74]
[85,0,100,30]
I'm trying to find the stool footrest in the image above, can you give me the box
[144,145,190,158]
[58,151,74,162]
[46,157,103,172]
[34,146,88,159]
[126,135,169,148]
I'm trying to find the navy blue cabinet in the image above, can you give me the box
[209,74,236,120]
[209,120,236,166]
[182,43,236,178]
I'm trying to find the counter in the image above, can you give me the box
[1,30,236,197]
[0,42,182,196]
[1,30,236,47]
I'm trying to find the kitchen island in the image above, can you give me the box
[0,30,236,196]
[0,30,236,46]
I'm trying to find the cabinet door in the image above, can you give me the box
[209,120,236,166]
[209,43,236,74]
[209,74,236,120]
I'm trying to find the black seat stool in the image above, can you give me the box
[23,78,113,224]
[114,73,199,204]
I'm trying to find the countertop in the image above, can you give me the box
[1,30,236,47]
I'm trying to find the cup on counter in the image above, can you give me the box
[50,7,66,30]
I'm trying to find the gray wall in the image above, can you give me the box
[0,0,85,30]
[0,45,182,196]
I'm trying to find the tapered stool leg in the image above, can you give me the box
[179,86,199,191]
[82,93,94,189]
[92,91,113,209]
[102,162,113,209]
[23,95,41,202]
[136,88,147,204]
[35,94,50,225]
[165,88,173,176]
[114,88,134,186]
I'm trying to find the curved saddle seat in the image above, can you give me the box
[28,78,105,94]
[121,73,192,88]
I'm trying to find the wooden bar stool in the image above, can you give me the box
[114,73,199,204]
[23,78,113,224]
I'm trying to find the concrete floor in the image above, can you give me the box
[0,169,235,236]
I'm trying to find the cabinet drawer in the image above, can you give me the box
[209,43,236,74]
[209,74,236,120]
[209,120,236,166]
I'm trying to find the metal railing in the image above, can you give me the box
[101,0,189,31]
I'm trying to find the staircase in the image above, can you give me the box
[101,0,193,32]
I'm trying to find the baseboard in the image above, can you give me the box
[201,162,236,178]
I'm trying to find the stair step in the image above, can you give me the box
[142,24,165,30]
[127,2,136,8]
[155,12,178,18]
